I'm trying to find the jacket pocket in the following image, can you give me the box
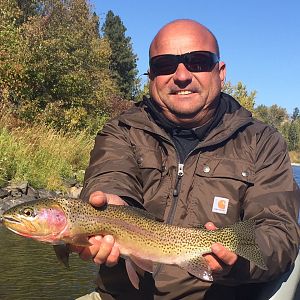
[196,157,254,183]
[189,157,254,226]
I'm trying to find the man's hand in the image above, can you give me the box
[203,222,238,276]
[71,191,126,266]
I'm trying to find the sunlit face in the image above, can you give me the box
[149,20,226,128]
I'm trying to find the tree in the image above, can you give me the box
[16,0,41,24]
[255,104,288,130]
[292,107,300,121]
[288,121,300,151]
[0,0,28,106]
[1,0,122,132]
[102,10,139,100]
[222,81,256,114]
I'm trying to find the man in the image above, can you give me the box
[74,19,300,299]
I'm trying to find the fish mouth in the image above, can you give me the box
[2,216,22,224]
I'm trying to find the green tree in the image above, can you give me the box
[102,10,139,100]
[222,81,256,113]
[288,121,300,151]
[292,107,300,121]
[0,0,28,106]
[15,0,119,131]
[255,104,288,130]
[16,0,41,24]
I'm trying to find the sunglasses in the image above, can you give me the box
[149,51,219,76]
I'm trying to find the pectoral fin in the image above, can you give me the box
[130,255,153,273]
[180,256,213,282]
[125,259,140,289]
[53,244,70,268]
[71,234,91,247]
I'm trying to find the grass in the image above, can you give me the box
[0,105,299,192]
[0,111,94,191]
[289,151,300,164]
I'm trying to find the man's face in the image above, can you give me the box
[149,22,226,127]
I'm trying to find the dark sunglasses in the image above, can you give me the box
[149,51,219,76]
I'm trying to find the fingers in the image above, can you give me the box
[203,222,238,275]
[89,191,109,207]
[211,243,238,266]
[77,235,119,267]
[205,222,217,230]
[89,191,127,206]
[72,191,124,267]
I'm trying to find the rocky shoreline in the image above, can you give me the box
[0,181,82,216]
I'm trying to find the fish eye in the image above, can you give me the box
[21,207,35,217]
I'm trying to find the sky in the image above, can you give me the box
[93,0,300,114]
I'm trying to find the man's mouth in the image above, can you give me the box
[174,90,193,95]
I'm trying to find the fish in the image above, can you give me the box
[1,197,267,288]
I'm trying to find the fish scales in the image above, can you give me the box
[2,197,268,287]
[57,198,219,260]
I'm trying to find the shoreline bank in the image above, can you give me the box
[0,181,82,216]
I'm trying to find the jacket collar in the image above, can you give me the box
[118,92,253,147]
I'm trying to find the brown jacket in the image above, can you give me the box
[81,93,300,300]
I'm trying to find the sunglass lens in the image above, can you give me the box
[150,55,177,76]
[187,52,215,72]
[150,51,218,76]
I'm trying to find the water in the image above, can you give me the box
[0,227,98,300]
[293,165,300,186]
[0,167,299,300]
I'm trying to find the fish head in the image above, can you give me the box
[2,199,68,243]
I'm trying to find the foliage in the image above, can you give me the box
[136,78,150,101]
[292,107,300,121]
[289,151,300,164]
[0,0,28,107]
[222,81,256,114]
[222,82,300,153]
[255,104,289,129]
[102,10,139,100]
[0,0,123,133]
[0,106,93,190]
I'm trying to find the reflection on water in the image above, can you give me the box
[0,226,98,300]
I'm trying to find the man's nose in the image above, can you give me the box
[173,63,193,83]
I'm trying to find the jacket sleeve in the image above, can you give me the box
[226,126,300,283]
[80,118,143,207]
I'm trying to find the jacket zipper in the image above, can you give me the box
[153,162,184,278]
[166,163,184,224]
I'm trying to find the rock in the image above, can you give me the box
[64,178,78,188]
[68,186,83,199]
[11,190,22,198]
[5,181,28,194]
[0,188,10,199]
[38,189,60,199]
[21,194,38,202]
[17,181,29,194]
[27,186,39,198]
[0,180,83,216]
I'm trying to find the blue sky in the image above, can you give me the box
[93,0,300,114]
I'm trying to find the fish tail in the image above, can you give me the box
[231,219,268,270]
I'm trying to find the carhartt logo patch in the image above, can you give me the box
[212,196,229,214]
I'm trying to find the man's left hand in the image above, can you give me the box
[203,222,238,276]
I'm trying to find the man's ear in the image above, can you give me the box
[218,62,226,87]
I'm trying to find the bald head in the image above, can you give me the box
[150,19,219,58]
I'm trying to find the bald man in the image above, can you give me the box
[74,20,300,300]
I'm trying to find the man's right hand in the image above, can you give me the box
[70,191,127,266]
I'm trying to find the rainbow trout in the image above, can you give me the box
[1,197,267,288]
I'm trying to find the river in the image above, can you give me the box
[0,166,300,300]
